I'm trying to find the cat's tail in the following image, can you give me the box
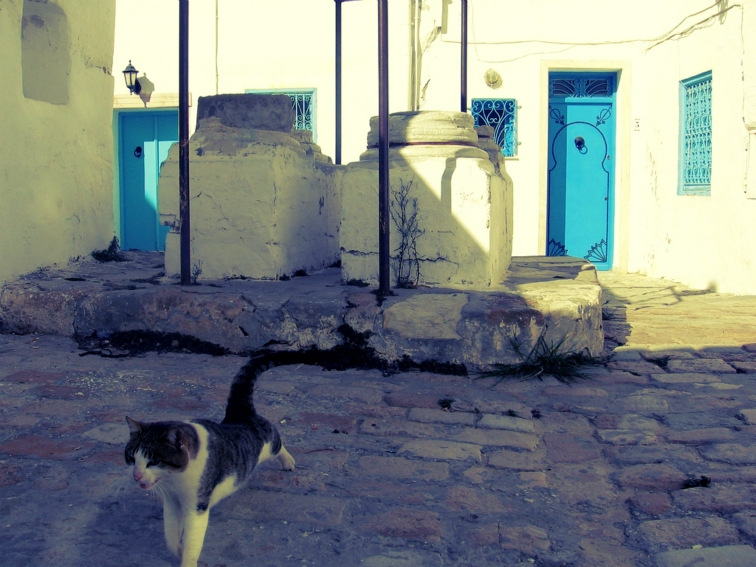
[222,351,300,424]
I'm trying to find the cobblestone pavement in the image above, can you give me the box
[2,273,756,566]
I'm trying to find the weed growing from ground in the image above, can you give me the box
[477,327,598,384]
[92,237,127,262]
[191,260,203,284]
[390,178,424,288]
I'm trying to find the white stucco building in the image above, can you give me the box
[0,0,116,285]
[113,0,756,294]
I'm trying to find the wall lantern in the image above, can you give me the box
[122,60,141,95]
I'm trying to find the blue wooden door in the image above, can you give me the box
[119,111,178,251]
[547,73,616,269]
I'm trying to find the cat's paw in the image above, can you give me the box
[278,447,296,471]
[165,539,182,558]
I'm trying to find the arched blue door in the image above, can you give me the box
[547,73,616,270]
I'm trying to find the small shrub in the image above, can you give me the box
[477,327,597,384]
[191,260,203,284]
[92,237,127,262]
[390,178,424,288]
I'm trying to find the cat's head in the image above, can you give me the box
[124,417,198,490]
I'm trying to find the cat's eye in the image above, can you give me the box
[147,460,159,468]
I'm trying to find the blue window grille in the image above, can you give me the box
[470,99,518,157]
[549,75,614,98]
[679,71,712,195]
[245,88,316,141]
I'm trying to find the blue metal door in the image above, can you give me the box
[119,111,178,251]
[547,73,616,269]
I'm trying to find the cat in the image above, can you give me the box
[124,354,295,567]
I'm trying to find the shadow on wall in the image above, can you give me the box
[21,0,70,105]
[137,74,156,106]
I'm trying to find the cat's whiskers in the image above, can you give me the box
[152,483,170,501]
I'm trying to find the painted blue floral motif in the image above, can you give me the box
[547,239,567,256]
[584,239,608,263]
[549,106,565,125]
[596,108,612,127]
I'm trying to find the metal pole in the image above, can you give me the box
[378,0,390,295]
[461,0,468,113]
[179,0,191,285]
[335,0,342,165]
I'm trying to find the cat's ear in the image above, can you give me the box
[166,427,184,448]
[125,416,143,435]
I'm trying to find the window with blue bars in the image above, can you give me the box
[679,72,712,195]
[245,89,316,141]
[470,99,518,157]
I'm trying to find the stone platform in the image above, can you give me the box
[0,253,602,370]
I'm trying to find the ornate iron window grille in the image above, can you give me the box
[680,72,712,193]
[245,88,316,141]
[549,76,614,98]
[289,92,314,133]
[470,99,518,157]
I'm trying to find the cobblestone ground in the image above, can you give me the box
[2,274,756,566]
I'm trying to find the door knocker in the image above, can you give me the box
[574,136,587,154]
[134,146,143,158]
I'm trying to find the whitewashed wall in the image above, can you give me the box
[115,0,756,293]
[0,0,116,285]
[416,0,756,293]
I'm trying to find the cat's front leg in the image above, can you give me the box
[162,493,183,558]
[179,508,210,567]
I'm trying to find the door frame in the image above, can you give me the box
[114,108,178,251]
[539,61,632,272]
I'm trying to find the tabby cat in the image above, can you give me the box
[124,355,295,567]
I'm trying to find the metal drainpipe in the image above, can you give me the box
[409,0,418,111]
[179,0,191,285]
[378,0,390,295]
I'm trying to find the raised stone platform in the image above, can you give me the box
[0,253,602,370]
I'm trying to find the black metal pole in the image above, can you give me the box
[461,0,468,113]
[179,0,191,285]
[378,0,390,295]
[335,0,342,165]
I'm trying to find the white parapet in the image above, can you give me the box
[340,111,512,289]
[158,94,341,280]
